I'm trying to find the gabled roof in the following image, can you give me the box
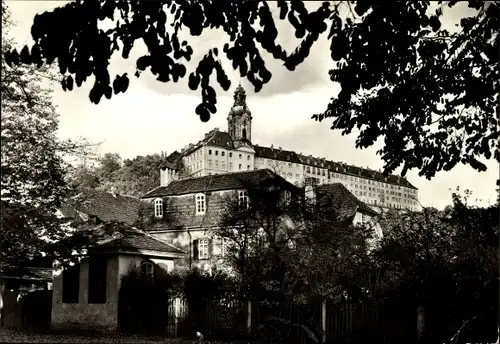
[60,189,141,226]
[254,145,302,164]
[315,183,379,218]
[142,169,297,198]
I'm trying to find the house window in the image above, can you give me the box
[229,152,232,158]
[229,162,233,171]
[247,165,250,170]
[62,264,80,304]
[215,160,219,168]
[215,150,219,156]
[154,198,163,218]
[196,193,206,215]
[209,149,212,155]
[88,256,107,304]
[141,261,154,276]
[239,154,242,159]
[247,155,250,160]
[221,151,225,156]
[239,164,242,170]
[222,161,226,170]
[199,238,209,259]
[238,190,249,208]
[208,160,212,168]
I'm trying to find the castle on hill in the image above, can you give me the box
[159,83,419,212]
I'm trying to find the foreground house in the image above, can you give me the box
[51,224,185,332]
[51,189,185,331]
[140,169,300,273]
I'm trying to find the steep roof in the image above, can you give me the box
[61,189,141,226]
[95,226,185,255]
[142,169,297,198]
[205,130,234,149]
[315,183,379,218]
[253,145,302,164]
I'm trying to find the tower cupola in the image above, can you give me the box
[227,82,252,142]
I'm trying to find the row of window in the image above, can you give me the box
[207,160,251,171]
[208,149,251,161]
[154,191,249,218]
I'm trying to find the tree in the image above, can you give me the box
[5,1,498,178]
[0,2,92,272]
[372,194,499,343]
[215,181,376,343]
[216,179,374,303]
[68,152,171,197]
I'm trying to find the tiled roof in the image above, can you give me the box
[206,130,234,149]
[253,145,302,164]
[91,223,185,255]
[61,189,141,226]
[315,183,379,218]
[142,169,295,198]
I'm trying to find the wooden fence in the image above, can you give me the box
[162,297,419,343]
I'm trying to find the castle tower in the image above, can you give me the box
[227,82,252,142]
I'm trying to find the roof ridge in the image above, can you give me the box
[142,185,165,197]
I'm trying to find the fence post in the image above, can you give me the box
[247,299,252,334]
[174,297,181,337]
[417,305,425,341]
[322,299,327,343]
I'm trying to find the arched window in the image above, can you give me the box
[141,261,154,276]
[195,193,206,215]
[154,198,163,218]
[242,128,247,140]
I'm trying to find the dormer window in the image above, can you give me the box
[154,198,163,218]
[238,190,249,208]
[196,193,206,215]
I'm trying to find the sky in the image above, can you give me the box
[6,1,498,209]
